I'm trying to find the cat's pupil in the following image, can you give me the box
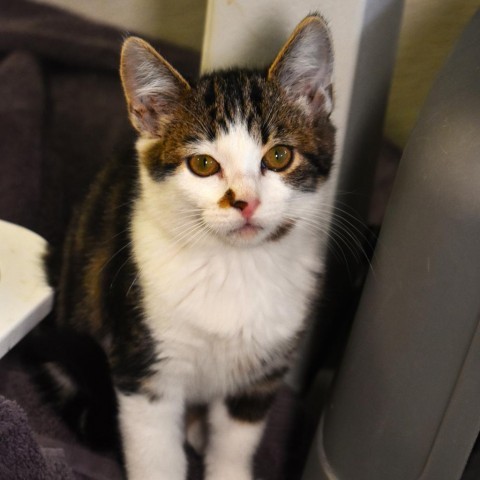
[274,148,286,162]
[200,156,213,171]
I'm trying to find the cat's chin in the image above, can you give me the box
[216,222,268,247]
[230,223,263,238]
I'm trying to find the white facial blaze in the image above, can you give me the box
[213,122,263,183]
[169,121,293,246]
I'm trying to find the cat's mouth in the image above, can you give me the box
[229,222,264,238]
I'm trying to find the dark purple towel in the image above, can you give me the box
[0,395,74,480]
[0,395,48,479]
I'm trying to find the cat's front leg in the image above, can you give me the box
[205,389,276,480]
[117,390,186,480]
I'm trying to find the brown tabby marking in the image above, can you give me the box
[218,188,236,209]
[266,220,295,242]
[83,248,110,333]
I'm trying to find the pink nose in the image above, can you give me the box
[233,198,260,220]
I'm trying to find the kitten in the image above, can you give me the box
[40,13,335,480]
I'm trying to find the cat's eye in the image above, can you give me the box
[187,155,220,177]
[262,146,293,172]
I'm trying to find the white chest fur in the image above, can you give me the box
[131,199,324,401]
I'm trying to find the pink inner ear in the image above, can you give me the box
[129,99,159,135]
[309,88,330,113]
[129,94,176,136]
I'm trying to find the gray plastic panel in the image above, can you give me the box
[303,9,480,480]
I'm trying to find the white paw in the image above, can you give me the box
[125,454,186,480]
[205,464,252,480]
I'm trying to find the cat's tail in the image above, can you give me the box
[22,327,121,454]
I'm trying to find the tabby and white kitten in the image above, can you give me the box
[43,14,335,480]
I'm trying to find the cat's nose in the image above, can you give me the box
[233,198,260,220]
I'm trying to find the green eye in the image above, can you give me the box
[187,155,220,177]
[262,145,293,172]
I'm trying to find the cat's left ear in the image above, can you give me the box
[268,14,334,116]
[120,37,190,136]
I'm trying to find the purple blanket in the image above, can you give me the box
[0,395,74,480]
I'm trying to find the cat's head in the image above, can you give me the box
[120,14,335,248]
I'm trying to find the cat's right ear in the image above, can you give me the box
[120,37,190,136]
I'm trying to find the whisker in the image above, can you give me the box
[172,219,208,247]
[297,210,366,250]
[100,241,133,273]
[170,217,203,233]
[176,212,203,222]
[289,205,374,251]
[126,274,138,297]
[284,208,375,275]
[110,255,133,290]
[186,226,212,250]
[284,214,349,267]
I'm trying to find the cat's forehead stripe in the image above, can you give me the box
[198,72,268,143]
